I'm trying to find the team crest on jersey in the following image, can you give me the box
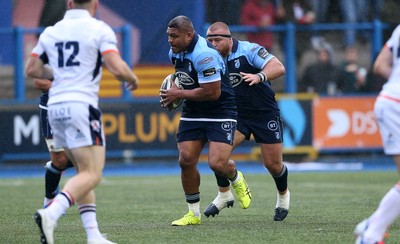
[221,122,231,131]
[229,73,242,87]
[234,59,240,68]
[267,120,278,131]
[91,120,101,132]
[227,132,232,141]
[257,48,269,59]
[203,68,217,77]
[175,71,195,86]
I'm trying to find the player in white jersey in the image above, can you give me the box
[354,25,400,244]
[25,1,139,243]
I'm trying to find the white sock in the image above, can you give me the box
[79,204,103,240]
[46,192,72,222]
[188,202,200,217]
[276,190,290,209]
[213,191,233,209]
[364,185,400,241]
[43,197,53,208]
[218,190,232,199]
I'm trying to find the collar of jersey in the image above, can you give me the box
[64,9,91,19]
[185,34,199,53]
[232,38,239,53]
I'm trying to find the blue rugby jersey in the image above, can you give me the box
[169,34,237,120]
[227,39,280,117]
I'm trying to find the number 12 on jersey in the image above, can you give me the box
[55,41,80,67]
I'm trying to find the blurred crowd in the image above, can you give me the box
[205,0,397,95]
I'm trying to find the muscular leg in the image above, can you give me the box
[204,131,251,217]
[62,145,105,202]
[43,146,106,241]
[260,142,288,194]
[214,130,246,192]
[260,142,290,221]
[208,141,235,178]
[171,140,204,225]
[177,140,203,195]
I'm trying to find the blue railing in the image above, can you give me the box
[204,19,390,93]
[1,20,391,102]
[0,24,133,103]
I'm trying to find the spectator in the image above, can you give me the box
[299,41,341,95]
[364,64,386,93]
[240,0,280,50]
[337,46,368,93]
[310,0,357,47]
[206,0,244,25]
[276,0,315,62]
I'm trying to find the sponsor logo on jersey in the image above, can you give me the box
[267,120,278,131]
[203,68,217,77]
[91,120,101,132]
[197,57,214,65]
[221,121,232,131]
[175,71,195,86]
[229,73,242,87]
[257,48,269,59]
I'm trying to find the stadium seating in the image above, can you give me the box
[99,65,175,97]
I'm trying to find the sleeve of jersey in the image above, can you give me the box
[248,43,275,70]
[99,24,119,55]
[195,52,222,84]
[386,25,400,51]
[31,34,46,57]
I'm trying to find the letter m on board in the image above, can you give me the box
[14,115,40,145]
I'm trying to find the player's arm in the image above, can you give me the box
[241,46,285,86]
[161,80,220,108]
[33,79,52,91]
[241,57,286,86]
[373,44,392,80]
[25,55,54,80]
[103,51,139,91]
[260,57,286,81]
[172,80,220,101]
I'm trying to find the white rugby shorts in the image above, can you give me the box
[48,102,105,149]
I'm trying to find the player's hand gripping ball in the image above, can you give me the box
[160,74,183,110]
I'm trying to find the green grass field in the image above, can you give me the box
[1,171,399,243]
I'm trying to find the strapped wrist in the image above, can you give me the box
[257,72,267,82]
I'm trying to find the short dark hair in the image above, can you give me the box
[168,15,194,33]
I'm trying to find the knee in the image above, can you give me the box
[178,150,196,170]
[93,173,102,186]
[51,152,69,170]
[209,159,235,176]
[263,159,283,175]
[87,171,103,187]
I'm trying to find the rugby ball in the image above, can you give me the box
[160,74,183,110]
